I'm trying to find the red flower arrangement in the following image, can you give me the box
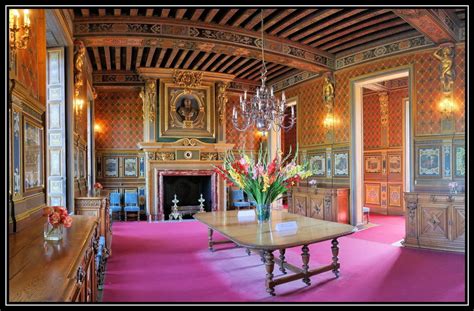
[94,182,103,189]
[43,206,73,228]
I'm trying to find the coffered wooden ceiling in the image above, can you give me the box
[72,7,465,85]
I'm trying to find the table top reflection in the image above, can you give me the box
[194,210,356,250]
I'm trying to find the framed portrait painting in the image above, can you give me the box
[365,155,382,174]
[418,147,441,177]
[23,119,44,190]
[123,157,138,177]
[104,157,119,178]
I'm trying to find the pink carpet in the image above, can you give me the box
[102,215,465,303]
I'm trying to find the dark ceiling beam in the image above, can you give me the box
[146,9,154,17]
[219,9,239,25]
[175,9,187,20]
[244,9,277,30]
[175,50,190,68]
[92,47,102,70]
[209,55,231,72]
[218,56,241,72]
[232,59,261,76]
[309,12,394,47]
[191,9,205,21]
[164,49,180,68]
[80,9,89,17]
[161,9,170,18]
[204,9,219,23]
[126,46,132,70]
[145,47,156,67]
[392,9,460,43]
[130,9,139,17]
[232,9,257,27]
[115,46,121,70]
[279,9,343,39]
[291,8,367,41]
[320,18,407,51]
[98,9,106,17]
[183,50,201,69]
[114,9,121,16]
[136,47,144,68]
[201,53,221,71]
[192,52,210,70]
[328,24,413,54]
[105,46,111,70]
[262,9,296,31]
[155,48,166,67]
[268,9,317,36]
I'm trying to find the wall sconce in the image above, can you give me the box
[74,98,84,115]
[323,113,337,128]
[439,97,456,116]
[94,123,102,134]
[9,9,31,59]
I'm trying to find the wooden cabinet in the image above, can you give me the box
[9,216,99,302]
[75,193,112,256]
[289,187,350,224]
[404,192,465,252]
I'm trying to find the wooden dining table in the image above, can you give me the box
[194,210,356,296]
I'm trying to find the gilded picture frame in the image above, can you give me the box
[104,157,119,178]
[308,153,326,176]
[159,80,215,140]
[388,154,402,174]
[123,157,138,177]
[454,145,465,177]
[418,147,441,177]
[365,155,382,173]
[23,118,44,190]
[334,151,349,177]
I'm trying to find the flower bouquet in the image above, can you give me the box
[448,181,458,194]
[215,147,312,223]
[43,206,73,241]
[94,182,103,196]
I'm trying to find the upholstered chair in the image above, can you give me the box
[109,192,122,221]
[230,189,251,210]
[124,192,140,221]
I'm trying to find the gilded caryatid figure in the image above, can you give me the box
[433,45,455,94]
[73,40,86,97]
[323,73,335,111]
[216,82,228,125]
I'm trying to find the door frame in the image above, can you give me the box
[349,65,413,226]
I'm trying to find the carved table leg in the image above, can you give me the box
[301,245,311,286]
[264,250,275,296]
[208,228,214,252]
[246,248,251,256]
[331,239,340,278]
[279,249,287,274]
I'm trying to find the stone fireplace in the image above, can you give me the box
[161,172,214,220]
[139,138,234,221]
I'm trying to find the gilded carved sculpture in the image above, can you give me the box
[74,40,86,98]
[433,45,455,94]
[217,82,228,125]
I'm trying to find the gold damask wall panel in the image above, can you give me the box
[225,94,260,151]
[14,9,46,103]
[286,45,465,147]
[94,87,144,149]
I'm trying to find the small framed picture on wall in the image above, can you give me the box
[104,157,119,178]
[123,157,138,177]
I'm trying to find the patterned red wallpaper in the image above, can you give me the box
[281,106,297,155]
[15,9,45,102]
[94,87,143,149]
[280,77,326,146]
[225,94,260,151]
[288,45,465,147]
[388,88,407,147]
[363,93,382,149]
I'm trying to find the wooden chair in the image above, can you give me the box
[109,192,122,221]
[124,192,140,221]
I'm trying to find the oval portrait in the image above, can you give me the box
[176,95,200,122]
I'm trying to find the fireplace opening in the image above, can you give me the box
[163,175,212,220]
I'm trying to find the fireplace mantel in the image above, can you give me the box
[138,138,234,221]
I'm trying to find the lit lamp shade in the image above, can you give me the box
[439,98,456,114]
[323,114,336,128]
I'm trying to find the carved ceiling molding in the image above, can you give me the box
[137,68,234,83]
[93,71,144,85]
[336,35,434,70]
[271,71,320,93]
[173,70,203,88]
[392,9,460,43]
[74,20,334,72]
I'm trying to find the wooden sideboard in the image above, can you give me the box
[9,215,99,302]
[75,193,112,256]
[289,186,350,224]
[404,192,465,252]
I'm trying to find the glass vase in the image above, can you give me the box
[44,222,64,241]
[255,203,271,224]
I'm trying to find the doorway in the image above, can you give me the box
[350,67,413,226]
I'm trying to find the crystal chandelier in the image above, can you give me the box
[232,10,295,132]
